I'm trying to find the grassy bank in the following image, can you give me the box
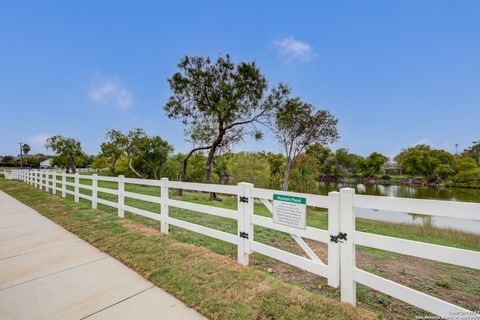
[0,179,373,320]
[3,177,480,319]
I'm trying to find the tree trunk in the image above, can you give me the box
[177,157,189,197]
[111,158,118,176]
[205,130,225,201]
[128,158,143,178]
[68,156,76,174]
[282,160,293,191]
[205,147,216,200]
[177,146,212,197]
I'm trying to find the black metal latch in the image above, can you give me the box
[330,232,347,243]
[239,196,249,203]
[239,232,249,239]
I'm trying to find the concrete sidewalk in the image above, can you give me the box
[0,191,207,320]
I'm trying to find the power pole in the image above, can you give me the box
[18,142,24,169]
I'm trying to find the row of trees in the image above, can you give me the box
[23,131,480,192]
[91,140,479,192]
[394,143,480,184]
[25,54,480,191]
[8,137,480,191]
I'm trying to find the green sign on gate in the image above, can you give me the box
[272,194,307,230]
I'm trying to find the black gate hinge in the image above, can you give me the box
[239,231,249,239]
[330,232,347,243]
[239,196,249,203]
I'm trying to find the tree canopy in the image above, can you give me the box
[394,144,454,180]
[227,152,271,188]
[464,140,480,164]
[45,135,83,173]
[273,90,339,190]
[22,144,31,156]
[361,152,388,178]
[99,129,173,179]
[165,54,279,198]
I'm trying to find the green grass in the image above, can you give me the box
[0,178,375,320]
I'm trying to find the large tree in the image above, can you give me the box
[45,135,83,173]
[131,135,173,179]
[464,140,480,164]
[227,152,271,188]
[165,55,276,198]
[394,144,454,179]
[325,148,364,177]
[361,152,388,177]
[273,90,339,190]
[101,128,172,179]
[100,129,127,175]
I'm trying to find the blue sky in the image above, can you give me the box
[1,1,479,158]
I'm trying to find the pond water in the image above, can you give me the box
[317,182,480,234]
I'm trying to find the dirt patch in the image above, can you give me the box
[357,249,480,311]
[250,236,480,319]
[120,220,165,237]
[167,240,244,272]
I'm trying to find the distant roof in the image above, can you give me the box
[40,159,52,166]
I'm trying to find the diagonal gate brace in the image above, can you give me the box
[259,198,325,265]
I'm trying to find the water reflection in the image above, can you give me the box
[356,208,480,234]
[318,182,480,203]
[318,182,480,234]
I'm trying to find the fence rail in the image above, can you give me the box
[4,169,480,319]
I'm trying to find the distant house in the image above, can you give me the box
[40,158,53,169]
[384,164,403,175]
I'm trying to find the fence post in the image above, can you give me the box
[340,187,356,305]
[61,172,66,198]
[74,173,79,202]
[92,174,98,209]
[327,191,340,288]
[118,175,125,218]
[237,182,254,266]
[35,171,39,188]
[52,171,56,195]
[160,178,169,233]
[45,172,50,192]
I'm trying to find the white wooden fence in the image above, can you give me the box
[5,169,480,319]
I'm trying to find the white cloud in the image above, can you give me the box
[274,36,315,62]
[27,133,52,153]
[88,75,133,109]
